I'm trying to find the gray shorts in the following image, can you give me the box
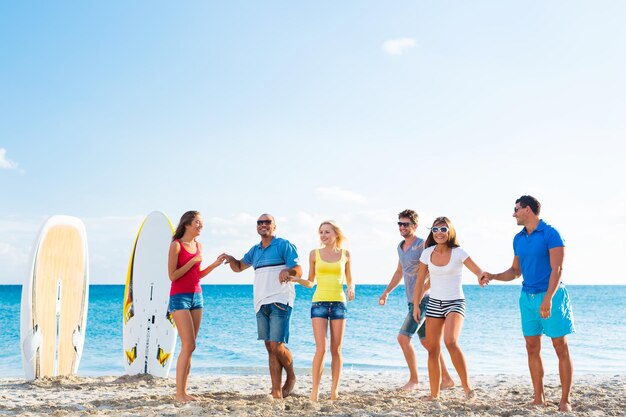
[399,295,429,340]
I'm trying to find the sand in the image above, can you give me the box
[0,372,623,416]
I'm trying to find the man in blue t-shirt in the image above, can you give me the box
[482,195,575,412]
[223,214,302,399]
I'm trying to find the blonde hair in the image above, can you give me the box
[319,220,346,249]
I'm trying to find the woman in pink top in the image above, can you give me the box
[168,211,225,402]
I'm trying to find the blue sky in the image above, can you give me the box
[1,1,625,285]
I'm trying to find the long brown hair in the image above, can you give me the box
[173,211,200,241]
[424,216,460,248]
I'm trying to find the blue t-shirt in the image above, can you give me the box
[513,220,565,294]
[242,236,300,270]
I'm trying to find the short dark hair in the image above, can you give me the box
[398,209,418,224]
[516,195,541,215]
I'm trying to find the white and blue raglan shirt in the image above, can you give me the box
[242,237,300,312]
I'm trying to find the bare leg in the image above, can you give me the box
[439,353,455,389]
[552,336,573,412]
[398,334,418,390]
[267,341,296,398]
[424,317,445,400]
[265,341,283,399]
[525,335,546,406]
[443,313,473,399]
[419,330,454,390]
[329,319,346,400]
[310,318,328,401]
[172,309,201,402]
[183,308,203,401]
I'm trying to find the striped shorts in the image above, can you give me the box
[426,298,466,318]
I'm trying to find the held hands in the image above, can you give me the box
[479,272,493,287]
[278,268,292,284]
[211,253,227,268]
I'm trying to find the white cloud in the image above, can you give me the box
[383,38,417,56]
[0,148,18,169]
[314,187,367,204]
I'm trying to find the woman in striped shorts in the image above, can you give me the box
[413,216,485,401]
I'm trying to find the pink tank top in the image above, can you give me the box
[170,239,202,295]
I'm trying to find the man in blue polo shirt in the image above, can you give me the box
[482,195,574,412]
[223,214,302,399]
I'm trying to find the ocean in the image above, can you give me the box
[1,285,624,378]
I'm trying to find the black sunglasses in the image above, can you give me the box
[257,220,272,226]
[397,222,414,227]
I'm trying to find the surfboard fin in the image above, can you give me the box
[72,326,84,354]
[156,346,171,367]
[23,325,42,363]
[125,344,137,365]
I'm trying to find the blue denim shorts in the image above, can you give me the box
[168,292,203,312]
[399,295,429,340]
[256,302,292,343]
[519,285,575,338]
[311,301,347,320]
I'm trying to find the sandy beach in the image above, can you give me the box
[0,372,623,416]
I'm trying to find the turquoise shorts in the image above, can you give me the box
[519,285,575,338]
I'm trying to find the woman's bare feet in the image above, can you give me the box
[559,400,573,412]
[174,394,188,403]
[185,394,198,402]
[464,388,476,401]
[330,390,340,401]
[399,381,418,391]
[440,378,455,390]
[420,395,439,402]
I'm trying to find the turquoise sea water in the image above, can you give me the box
[1,285,624,378]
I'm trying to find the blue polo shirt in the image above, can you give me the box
[513,220,565,294]
[242,236,300,270]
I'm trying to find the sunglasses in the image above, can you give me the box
[431,226,449,233]
[514,206,524,213]
[256,220,272,226]
[397,222,414,228]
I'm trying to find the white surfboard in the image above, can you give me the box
[20,215,89,380]
[123,211,177,377]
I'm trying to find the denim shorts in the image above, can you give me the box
[168,292,203,312]
[310,301,347,320]
[399,295,429,340]
[519,285,575,338]
[256,302,292,343]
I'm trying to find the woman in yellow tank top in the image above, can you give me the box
[289,220,355,401]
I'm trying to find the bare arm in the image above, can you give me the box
[199,248,227,279]
[412,262,429,322]
[223,254,251,273]
[463,256,484,280]
[289,251,315,288]
[539,246,564,318]
[168,241,201,282]
[345,250,355,301]
[482,256,522,285]
[379,261,403,305]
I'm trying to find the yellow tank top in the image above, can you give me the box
[312,249,347,302]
